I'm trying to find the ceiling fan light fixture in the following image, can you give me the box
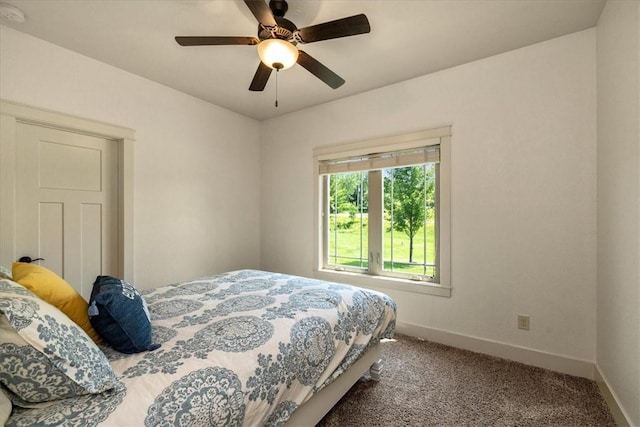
[257,38,298,70]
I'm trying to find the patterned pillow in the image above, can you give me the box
[0,279,118,405]
[0,265,11,280]
[0,387,10,425]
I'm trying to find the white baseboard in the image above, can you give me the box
[595,364,633,427]
[395,320,595,379]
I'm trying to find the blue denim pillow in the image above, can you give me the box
[88,276,160,354]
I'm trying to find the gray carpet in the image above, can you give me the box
[318,334,615,427]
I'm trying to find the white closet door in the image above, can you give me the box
[15,123,118,300]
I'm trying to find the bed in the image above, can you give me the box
[1,269,396,426]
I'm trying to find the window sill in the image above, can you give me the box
[313,268,451,297]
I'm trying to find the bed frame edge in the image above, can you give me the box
[284,343,383,426]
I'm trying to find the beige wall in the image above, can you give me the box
[0,25,262,289]
[596,1,640,425]
[260,29,598,362]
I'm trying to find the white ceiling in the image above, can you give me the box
[1,0,605,120]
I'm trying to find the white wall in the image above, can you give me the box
[0,25,262,289]
[596,1,640,425]
[260,30,597,362]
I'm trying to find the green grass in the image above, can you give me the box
[328,213,436,276]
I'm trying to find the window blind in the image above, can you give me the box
[318,145,440,175]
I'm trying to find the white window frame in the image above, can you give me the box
[313,126,451,297]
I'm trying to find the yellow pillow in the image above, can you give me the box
[12,262,102,343]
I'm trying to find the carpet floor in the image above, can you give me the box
[317,334,615,427]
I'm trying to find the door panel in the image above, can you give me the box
[15,123,118,300]
[39,140,103,191]
[38,202,64,274]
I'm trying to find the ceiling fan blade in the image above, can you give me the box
[297,50,345,89]
[175,36,259,46]
[249,62,273,91]
[244,0,277,27]
[295,14,370,44]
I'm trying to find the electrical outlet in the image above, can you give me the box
[517,315,530,331]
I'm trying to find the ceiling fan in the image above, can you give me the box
[175,0,371,92]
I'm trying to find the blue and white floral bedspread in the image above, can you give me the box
[8,269,396,426]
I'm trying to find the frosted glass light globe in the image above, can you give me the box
[257,39,299,70]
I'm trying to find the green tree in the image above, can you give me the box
[384,165,435,263]
[329,172,368,215]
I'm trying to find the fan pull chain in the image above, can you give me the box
[275,69,279,108]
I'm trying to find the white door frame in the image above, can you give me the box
[0,100,135,283]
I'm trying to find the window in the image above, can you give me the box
[313,127,451,297]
